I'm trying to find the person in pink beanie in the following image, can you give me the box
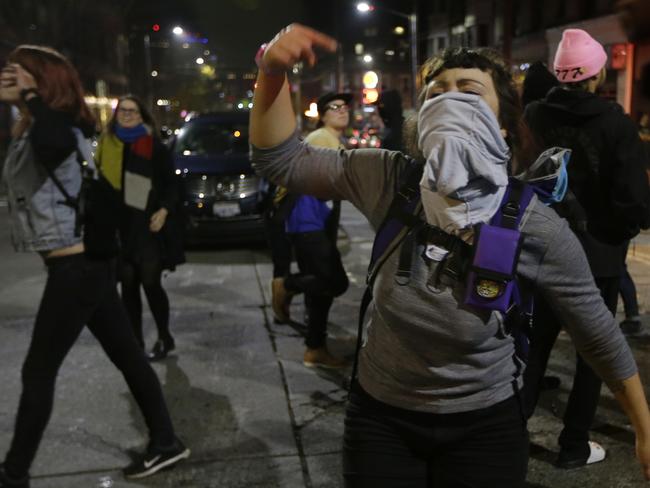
[524,28,650,469]
[553,28,608,83]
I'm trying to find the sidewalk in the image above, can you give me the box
[0,204,649,487]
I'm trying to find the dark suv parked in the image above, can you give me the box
[170,112,267,242]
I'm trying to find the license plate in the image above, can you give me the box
[212,202,240,217]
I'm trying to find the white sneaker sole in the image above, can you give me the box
[586,441,606,465]
[303,360,347,369]
[125,448,191,479]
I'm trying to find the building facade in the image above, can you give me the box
[421,0,647,120]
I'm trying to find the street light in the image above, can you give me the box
[356,2,418,109]
[356,2,374,12]
[172,26,184,36]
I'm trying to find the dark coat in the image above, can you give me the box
[525,87,650,276]
[119,136,185,270]
[521,61,558,108]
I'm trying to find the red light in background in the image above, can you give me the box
[611,43,628,70]
[152,24,161,32]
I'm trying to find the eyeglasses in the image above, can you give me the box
[117,107,140,115]
[326,103,349,113]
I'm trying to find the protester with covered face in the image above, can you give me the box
[250,24,650,487]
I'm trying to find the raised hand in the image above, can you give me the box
[0,63,38,102]
[11,64,38,92]
[261,23,337,75]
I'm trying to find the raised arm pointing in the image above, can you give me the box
[249,24,337,149]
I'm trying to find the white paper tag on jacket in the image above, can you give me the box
[123,170,151,210]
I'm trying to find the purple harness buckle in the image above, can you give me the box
[464,223,524,313]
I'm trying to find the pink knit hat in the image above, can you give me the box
[553,29,607,83]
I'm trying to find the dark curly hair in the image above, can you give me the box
[404,47,537,172]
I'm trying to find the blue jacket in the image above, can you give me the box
[285,195,331,234]
[3,127,95,252]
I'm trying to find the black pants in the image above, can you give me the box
[285,231,349,348]
[523,276,619,455]
[120,256,171,347]
[343,383,529,488]
[620,242,639,319]
[263,210,293,278]
[3,254,176,479]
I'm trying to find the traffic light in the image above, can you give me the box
[362,70,380,104]
[362,88,379,104]
[152,24,161,32]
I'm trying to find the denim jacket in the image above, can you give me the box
[2,127,95,252]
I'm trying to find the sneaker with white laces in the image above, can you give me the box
[123,439,190,479]
[0,464,29,488]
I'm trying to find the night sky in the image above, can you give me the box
[127,0,416,70]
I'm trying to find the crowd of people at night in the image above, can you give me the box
[1,5,650,487]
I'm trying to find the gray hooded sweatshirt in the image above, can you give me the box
[251,133,636,414]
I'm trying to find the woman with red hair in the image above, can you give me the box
[0,45,188,488]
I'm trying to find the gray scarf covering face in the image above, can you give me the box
[417,92,511,234]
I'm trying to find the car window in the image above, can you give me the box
[174,122,248,156]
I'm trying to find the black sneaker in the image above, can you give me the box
[123,439,190,479]
[148,337,175,362]
[556,441,606,469]
[621,319,642,335]
[0,464,29,488]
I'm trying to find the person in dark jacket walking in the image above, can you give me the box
[96,95,185,361]
[524,29,650,469]
[521,61,558,108]
[271,92,350,369]
[0,46,188,488]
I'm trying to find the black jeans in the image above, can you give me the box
[524,276,619,455]
[343,383,529,488]
[263,210,293,278]
[120,256,171,347]
[4,254,176,479]
[285,231,349,348]
[620,242,639,319]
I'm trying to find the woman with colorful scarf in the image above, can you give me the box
[96,95,184,361]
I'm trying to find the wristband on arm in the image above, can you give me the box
[255,43,285,77]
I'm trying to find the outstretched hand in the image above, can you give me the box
[262,24,337,74]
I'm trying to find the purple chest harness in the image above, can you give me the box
[351,157,537,382]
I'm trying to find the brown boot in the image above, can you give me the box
[271,277,291,323]
[303,346,348,369]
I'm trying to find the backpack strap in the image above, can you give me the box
[491,178,535,229]
[40,130,96,237]
[493,178,536,364]
[367,157,424,282]
[42,163,78,210]
[350,156,424,385]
